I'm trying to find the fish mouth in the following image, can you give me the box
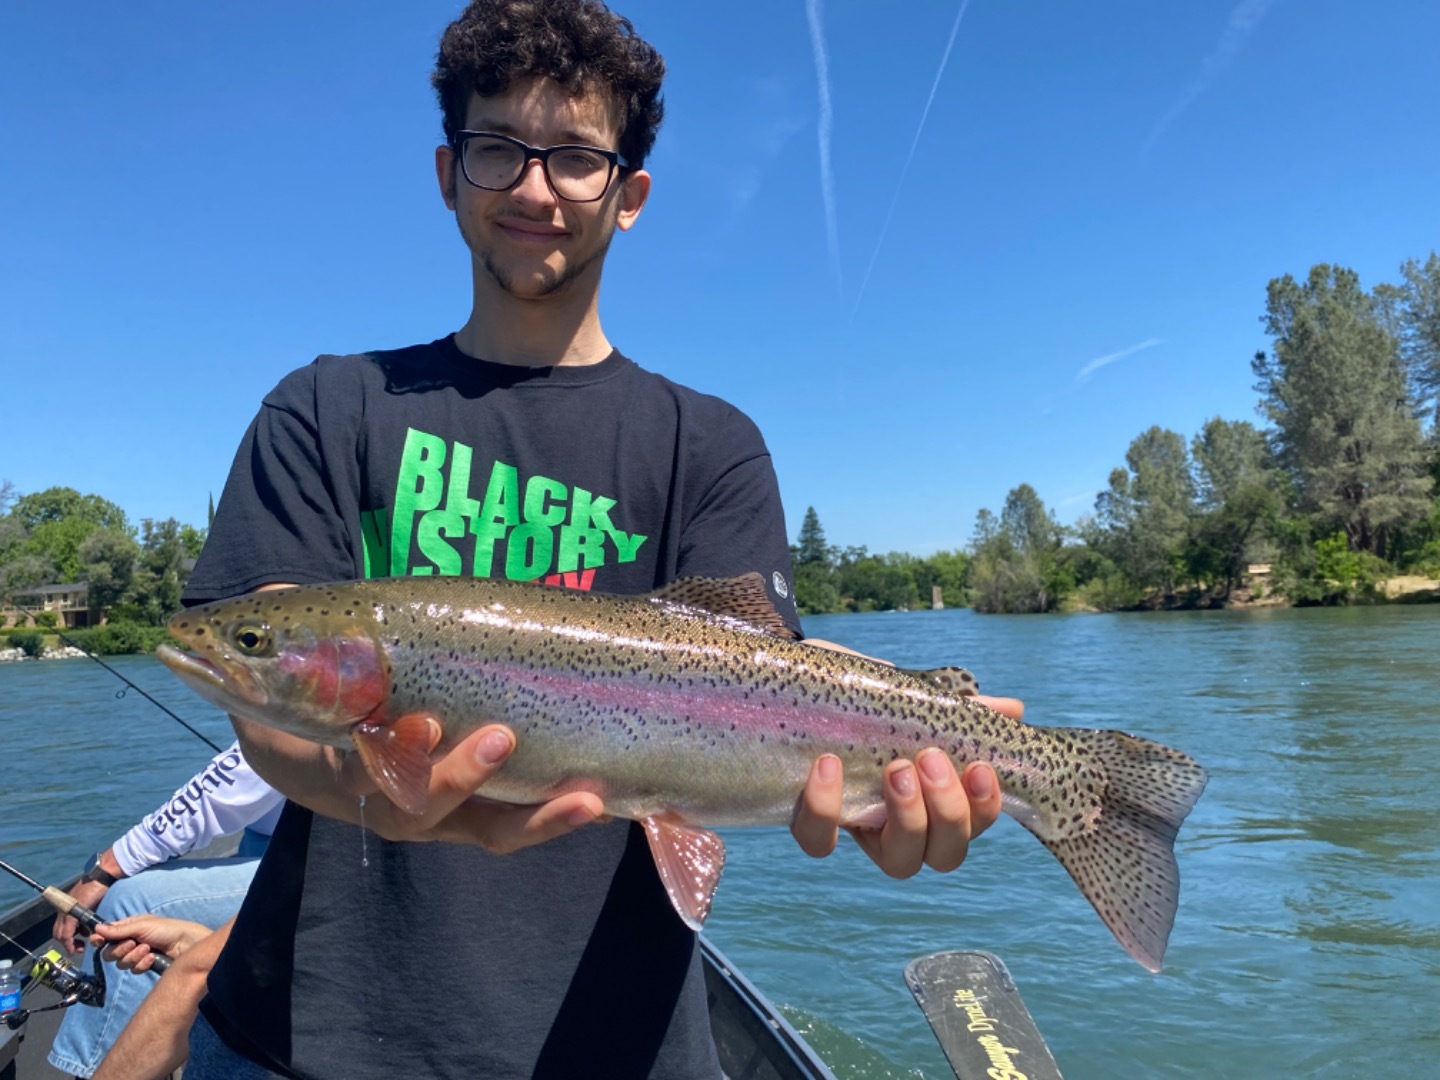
[155,644,268,713]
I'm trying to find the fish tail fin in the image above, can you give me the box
[1018,730,1208,972]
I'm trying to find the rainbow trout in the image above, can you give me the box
[157,573,1208,971]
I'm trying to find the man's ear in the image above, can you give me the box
[436,145,458,210]
[615,169,651,232]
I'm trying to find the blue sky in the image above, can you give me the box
[4,0,1437,556]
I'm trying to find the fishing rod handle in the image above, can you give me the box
[41,888,173,974]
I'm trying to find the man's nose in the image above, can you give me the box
[510,158,557,205]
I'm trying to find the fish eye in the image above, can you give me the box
[232,622,274,655]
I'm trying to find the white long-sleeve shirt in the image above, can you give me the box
[110,741,285,876]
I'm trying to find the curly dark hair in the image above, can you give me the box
[433,0,665,169]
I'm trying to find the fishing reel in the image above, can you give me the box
[3,949,105,1030]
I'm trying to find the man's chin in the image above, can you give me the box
[482,255,569,298]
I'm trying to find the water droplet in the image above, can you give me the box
[358,795,370,868]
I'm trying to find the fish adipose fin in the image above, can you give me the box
[1021,730,1208,973]
[647,573,799,640]
[352,713,437,816]
[640,814,727,930]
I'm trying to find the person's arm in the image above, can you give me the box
[89,917,235,1080]
[88,914,214,974]
[53,848,125,954]
[53,745,284,953]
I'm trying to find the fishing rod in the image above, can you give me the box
[9,604,221,753]
[0,858,170,974]
[0,928,105,1029]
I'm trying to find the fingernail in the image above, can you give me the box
[965,765,995,801]
[566,805,597,827]
[477,729,513,765]
[890,763,917,798]
[918,749,951,784]
[817,754,841,783]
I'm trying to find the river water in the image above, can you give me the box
[1,604,1436,1078]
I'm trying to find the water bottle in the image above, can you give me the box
[0,958,20,1017]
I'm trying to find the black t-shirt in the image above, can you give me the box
[185,337,800,1080]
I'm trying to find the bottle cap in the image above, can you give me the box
[0,959,11,970]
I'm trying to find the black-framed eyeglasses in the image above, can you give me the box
[450,130,631,203]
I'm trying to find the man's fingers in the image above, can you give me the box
[975,694,1024,720]
[960,763,1003,838]
[851,759,930,878]
[791,754,844,858]
[914,749,973,872]
[408,725,514,829]
[53,915,81,954]
[441,791,605,854]
[360,724,512,836]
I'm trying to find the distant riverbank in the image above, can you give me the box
[1108,573,1440,614]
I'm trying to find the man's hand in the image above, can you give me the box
[238,715,604,856]
[53,878,111,955]
[88,915,212,974]
[790,636,1020,878]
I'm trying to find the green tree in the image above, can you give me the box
[179,524,207,560]
[794,507,833,567]
[10,487,130,533]
[1374,252,1440,429]
[1254,265,1433,558]
[968,485,1068,613]
[80,528,140,621]
[11,487,133,584]
[790,507,840,614]
[838,552,920,612]
[123,518,188,625]
[1095,427,1195,593]
[914,549,970,608]
[1187,418,1282,596]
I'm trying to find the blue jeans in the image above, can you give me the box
[184,1010,292,1079]
[47,833,267,1078]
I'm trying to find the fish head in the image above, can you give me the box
[157,588,389,744]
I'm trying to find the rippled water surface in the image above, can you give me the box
[2,604,1437,1078]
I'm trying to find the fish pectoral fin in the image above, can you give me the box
[351,712,437,817]
[647,573,799,640]
[841,803,889,831]
[640,814,727,931]
[901,666,979,696]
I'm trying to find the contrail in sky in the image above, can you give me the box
[1076,338,1163,383]
[1140,0,1275,160]
[850,0,971,322]
[806,0,842,295]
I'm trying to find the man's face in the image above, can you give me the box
[436,78,650,301]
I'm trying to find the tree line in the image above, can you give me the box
[794,256,1440,615]
[0,483,206,651]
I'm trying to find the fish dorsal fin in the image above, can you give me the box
[902,665,979,696]
[647,572,798,639]
[351,712,436,816]
[640,814,727,930]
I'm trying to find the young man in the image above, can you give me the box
[178,3,1004,1077]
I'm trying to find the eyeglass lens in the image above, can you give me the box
[461,136,613,201]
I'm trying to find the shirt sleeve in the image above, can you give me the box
[184,362,359,604]
[675,422,801,636]
[110,743,288,876]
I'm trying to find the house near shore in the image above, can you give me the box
[2,582,96,628]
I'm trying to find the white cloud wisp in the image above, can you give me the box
[1076,337,1163,383]
[1141,0,1275,160]
[806,0,842,294]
